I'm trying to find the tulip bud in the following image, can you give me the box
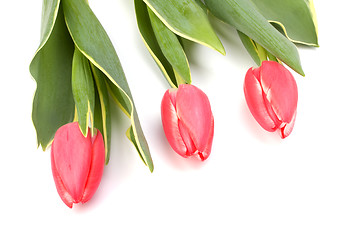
[161,84,214,161]
[51,122,105,208]
[244,61,298,138]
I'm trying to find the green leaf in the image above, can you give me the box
[126,126,146,165]
[38,0,60,46]
[238,31,280,66]
[63,0,153,172]
[134,0,178,87]
[105,78,131,118]
[30,1,75,150]
[204,0,305,75]
[251,0,318,46]
[91,64,112,165]
[105,77,154,172]
[143,0,225,55]
[148,7,191,86]
[237,31,261,66]
[194,0,208,13]
[71,47,95,137]
[94,86,104,146]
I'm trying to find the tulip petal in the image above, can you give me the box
[280,110,297,138]
[161,89,187,157]
[51,143,74,208]
[199,115,214,161]
[178,119,197,156]
[176,84,212,152]
[82,129,105,203]
[244,68,277,131]
[52,122,92,203]
[262,89,282,129]
[260,61,298,124]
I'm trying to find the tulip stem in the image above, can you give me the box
[174,70,187,87]
[267,51,278,62]
[255,42,268,64]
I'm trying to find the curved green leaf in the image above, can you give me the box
[238,31,279,66]
[62,0,153,172]
[104,76,154,172]
[251,0,318,46]
[92,65,112,165]
[94,86,104,143]
[204,0,304,75]
[134,0,177,88]
[143,0,225,55]
[194,0,208,13]
[30,1,75,150]
[237,31,261,66]
[148,7,191,86]
[38,0,60,50]
[126,126,145,163]
[71,48,95,137]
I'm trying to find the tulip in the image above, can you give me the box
[51,122,105,208]
[244,61,298,138]
[161,84,214,160]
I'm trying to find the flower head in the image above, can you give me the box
[244,61,298,138]
[51,122,105,208]
[161,84,214,160]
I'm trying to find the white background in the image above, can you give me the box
[1,1,345,239]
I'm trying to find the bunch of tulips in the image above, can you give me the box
[30,0,318,207]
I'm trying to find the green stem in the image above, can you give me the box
[255,42,268,64]
[267,51,278,62]
[174,69,186,87]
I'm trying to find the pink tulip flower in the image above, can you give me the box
[51,122,105,208]
[161,84,214,161]
[244,61,298,138]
